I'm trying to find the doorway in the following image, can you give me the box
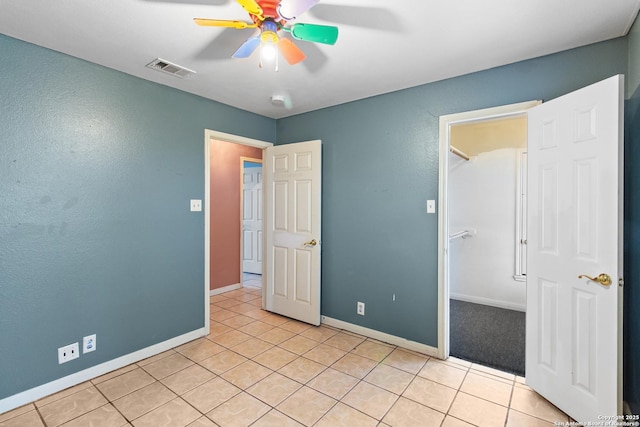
[436,101,541,367]
[203,130,273,334]
[447,115,528,374]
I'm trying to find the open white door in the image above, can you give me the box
[242,165,263,274]
[263,140,321,325]
[526,75,623,422]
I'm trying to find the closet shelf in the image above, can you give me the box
[449,229,476,240]
[450,145,470,161]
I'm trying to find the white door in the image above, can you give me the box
[263,140,322,325]
[526,75,623,422]
[242,165,263,274]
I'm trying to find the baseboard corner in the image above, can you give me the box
[321,316,438,357]
[450,292,526,312]
[210,283,242,296]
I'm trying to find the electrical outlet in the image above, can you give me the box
[83,334,96,354]
[357,301,365,316]
[58,343,80,364]
[190,199,202,212]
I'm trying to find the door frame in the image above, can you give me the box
[204,129,273,335]
[436,101,540,359]
[240,156,264,277]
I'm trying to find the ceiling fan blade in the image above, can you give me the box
[287,23,338,45]
[236,0,263,17]
[232,36,261,58]
[193,18,257,29]
[278,38,306,65]
[277,0,319,20]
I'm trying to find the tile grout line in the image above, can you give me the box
[91,382,129,427]
[442,362,471,426]
[33,403,47,427]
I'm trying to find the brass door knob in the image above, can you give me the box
[304,239,318,247]
[578,273,612,286]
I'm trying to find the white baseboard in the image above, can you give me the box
[0,328,206,415]
[321,316,438,357]
[210,283,241,296]
[450,293,526,312]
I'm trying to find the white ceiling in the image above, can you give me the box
[1,0,638,119]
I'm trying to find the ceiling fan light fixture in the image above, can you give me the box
[261,42,277,60]
[259,40,278,70]
[192,0,330,68]
[259,20,279,70]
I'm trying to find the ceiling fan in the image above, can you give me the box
[193,0,338,68]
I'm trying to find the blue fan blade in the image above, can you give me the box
[232,37,260,59]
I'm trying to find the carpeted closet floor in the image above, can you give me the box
[449,299,526,376]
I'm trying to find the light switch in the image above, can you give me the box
[190,199,202,212]
[427,200,436,214]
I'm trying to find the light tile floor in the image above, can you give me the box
[242,273,262,290]
[0,286,571,427]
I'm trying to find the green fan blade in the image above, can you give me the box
[289,23,338,45]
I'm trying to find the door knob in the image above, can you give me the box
[578,273,612,286]
[304,239,318,247]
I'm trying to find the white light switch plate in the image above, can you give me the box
[190,199,202,212]
[427,200,436,213]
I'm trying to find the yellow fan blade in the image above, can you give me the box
[193,18,257,29]
[236,0,263,17]
[278,38,306,65]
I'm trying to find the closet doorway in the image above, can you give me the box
[437,101,540,376]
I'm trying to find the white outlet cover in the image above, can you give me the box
[83,334,96,353]
[190,199,202,212]
[427,200,436,213]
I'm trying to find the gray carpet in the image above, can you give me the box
[450,299,525,376]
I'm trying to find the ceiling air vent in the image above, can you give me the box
[146,58,196,78]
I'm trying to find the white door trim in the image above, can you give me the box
[436,101,541,359]
[204,129,273,335]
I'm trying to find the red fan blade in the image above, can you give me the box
[278,38,306,65]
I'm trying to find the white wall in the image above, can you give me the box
[449,148,526,311]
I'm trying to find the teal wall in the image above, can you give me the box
[0,34,275,399]
[276,37,629,347]
[625,14,640,415]
[1,27,637,408]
